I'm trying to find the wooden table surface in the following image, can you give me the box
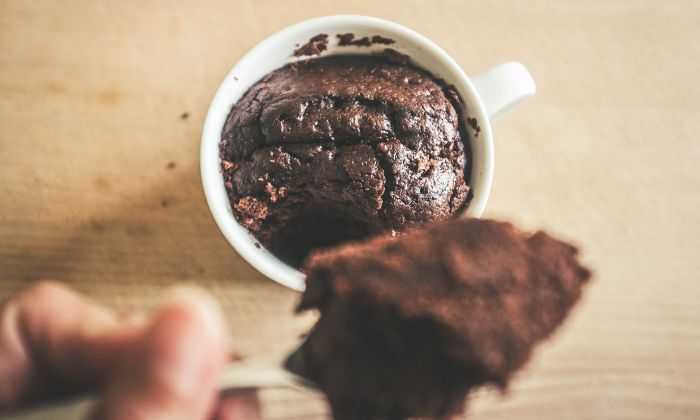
[2,1,699,418]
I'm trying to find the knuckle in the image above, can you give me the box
[17,280,72,306]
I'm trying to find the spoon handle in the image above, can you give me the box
[1,358,315,420]
[218,355,317,396]
[2,395,97,420]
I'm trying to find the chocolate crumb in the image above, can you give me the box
[380,48,411,65]
[235,197,268,220]
[337,33,371,46]
[371,35,395,45]
[254,242,261,249]
[294,33,329,57]
[466,117,481,137]
[234,197,269,230]
[222,160,237,171]
[352,36,371,46]
[336,33,355,46]
[444,84,465,106]
[89,219,106,232]
[265,182,279,203]
[337,33,396,47]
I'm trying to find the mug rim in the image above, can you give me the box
[201,15,494,291]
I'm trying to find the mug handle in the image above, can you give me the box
[471,61,536,121]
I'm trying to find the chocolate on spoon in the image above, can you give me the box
[293,218,591,420]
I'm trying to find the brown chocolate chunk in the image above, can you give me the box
[371,35,396,45]
[297,218,591,419]
[336,33,371,46]
[337,33,396,47]
[233,197,268,230]
[294,33,329,57]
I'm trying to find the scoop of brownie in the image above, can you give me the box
[220,55,470,266]
[296,218,591,419]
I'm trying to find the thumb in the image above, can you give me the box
[91,287,228,420]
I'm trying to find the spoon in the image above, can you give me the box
[2,340,317,420]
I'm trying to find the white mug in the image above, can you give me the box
[201,15,536,291]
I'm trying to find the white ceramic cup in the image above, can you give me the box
[201,15,536,291]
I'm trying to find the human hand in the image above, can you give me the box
[0,281,260,419]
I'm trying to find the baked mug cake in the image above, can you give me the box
[201,15,536,289]
[220,52,471,265]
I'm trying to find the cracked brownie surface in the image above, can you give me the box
[220,55,471,265]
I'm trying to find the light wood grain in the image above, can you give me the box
[1,0,699,418]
